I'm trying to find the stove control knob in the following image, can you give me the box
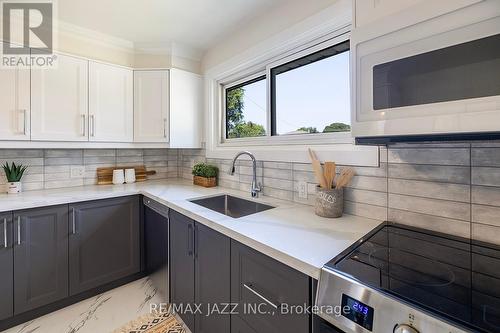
[394,324,419,333]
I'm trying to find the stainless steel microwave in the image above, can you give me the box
[351,7,500,144]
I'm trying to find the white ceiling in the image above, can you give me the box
[58,0,295,53]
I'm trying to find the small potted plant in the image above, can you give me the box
[192,163,218,188]
[2,162,28,194]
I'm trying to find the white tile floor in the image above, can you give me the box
[3,277,162,333]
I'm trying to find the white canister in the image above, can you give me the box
[125,168,136,184]
[112,169,125,185]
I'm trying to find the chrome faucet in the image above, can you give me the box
[229,151,261,197]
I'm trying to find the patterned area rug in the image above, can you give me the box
[112,311,185,333]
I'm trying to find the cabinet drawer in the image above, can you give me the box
[231,240,310,333]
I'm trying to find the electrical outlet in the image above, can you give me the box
[298,181,308,199]
[70,165,85,178]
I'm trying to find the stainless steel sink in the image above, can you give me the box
[190,194,274,218]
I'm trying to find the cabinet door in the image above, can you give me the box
[69,196,140,295]
[0,212,13,321]
[231,315,258,333]
[144,205,169,301]
[195,222,231,333]
[89,62,133,142]
[31,53,88,141]
[13,205,68,314]
[0,48,30,140]
[231,240,310,333]
[169,68,202,148]
[169,210,195,331]
[134,70,169,143]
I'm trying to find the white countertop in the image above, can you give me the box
[0,180,382,279]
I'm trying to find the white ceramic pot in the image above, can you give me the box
[7,182,21,194]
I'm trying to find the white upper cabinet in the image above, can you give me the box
[169,68,203,148]
[133,70,169,143]
[89,61,133,142]
[0,58,30,141]
[31,53,89,141]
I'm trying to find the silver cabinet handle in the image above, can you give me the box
[243,283,279,310]
[81,114,86,136]
[90,115,95,137]
[19,109,27,135]
[194,224,199,259]
[17,216,21,245]
[187,224,194,256]
[163,118,167,138]
[3,218,7,248]
[71,208,76,234]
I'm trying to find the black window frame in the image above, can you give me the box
[269,39,350,136]
[223,39,351,140]
[225,75,267,139]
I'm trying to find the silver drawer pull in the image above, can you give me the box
[243,283,279,310]
[90,115,95,137]
[81,114,86,136]
[21,109,27,135]
[17,216,21,245]
[3,218,7,248]
[71,208,76,235]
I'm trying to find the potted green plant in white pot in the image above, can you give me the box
[2,162,28,194]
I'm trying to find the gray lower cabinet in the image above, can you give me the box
[231,240,311,333]
[13,205,69,314]
[195,223,231,333]
[170,210,231,333]
[0,212,13,321]
[231,314,258,333]
[69,196,140,295]
[170,210,196,331]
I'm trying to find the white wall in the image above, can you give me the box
[201,0,338,71]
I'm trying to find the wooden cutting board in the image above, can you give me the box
[96,165,156,185]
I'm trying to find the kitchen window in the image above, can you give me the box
[223,39,351,141]
[225,75,267,139]
[271,40,350,136]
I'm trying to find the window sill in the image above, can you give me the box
[206,140,379,166]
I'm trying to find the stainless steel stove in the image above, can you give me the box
[316,223,500,333]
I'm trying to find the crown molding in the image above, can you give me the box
[134,41,203,61]
[57,20,135,53]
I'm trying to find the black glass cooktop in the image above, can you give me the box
[327,223,500,333]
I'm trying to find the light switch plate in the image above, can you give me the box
[70,165,85,178]
[298,181,308,199]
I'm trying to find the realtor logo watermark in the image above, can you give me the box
[1,0,57,68]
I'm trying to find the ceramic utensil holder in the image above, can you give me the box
[315,186,343,218]
[112,169,125,185]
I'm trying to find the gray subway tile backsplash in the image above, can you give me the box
[388,178,470,203]
[472,167,500,187]
[3,142,500,246]
[388,163,470,184]
[388,208,471,239]
[388,147,470,166]
[0,148,184,191]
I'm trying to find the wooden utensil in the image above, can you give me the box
[308,148,327,188]
[323,162,336,189]
[96,165,156,185]
[336,168,355,189]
